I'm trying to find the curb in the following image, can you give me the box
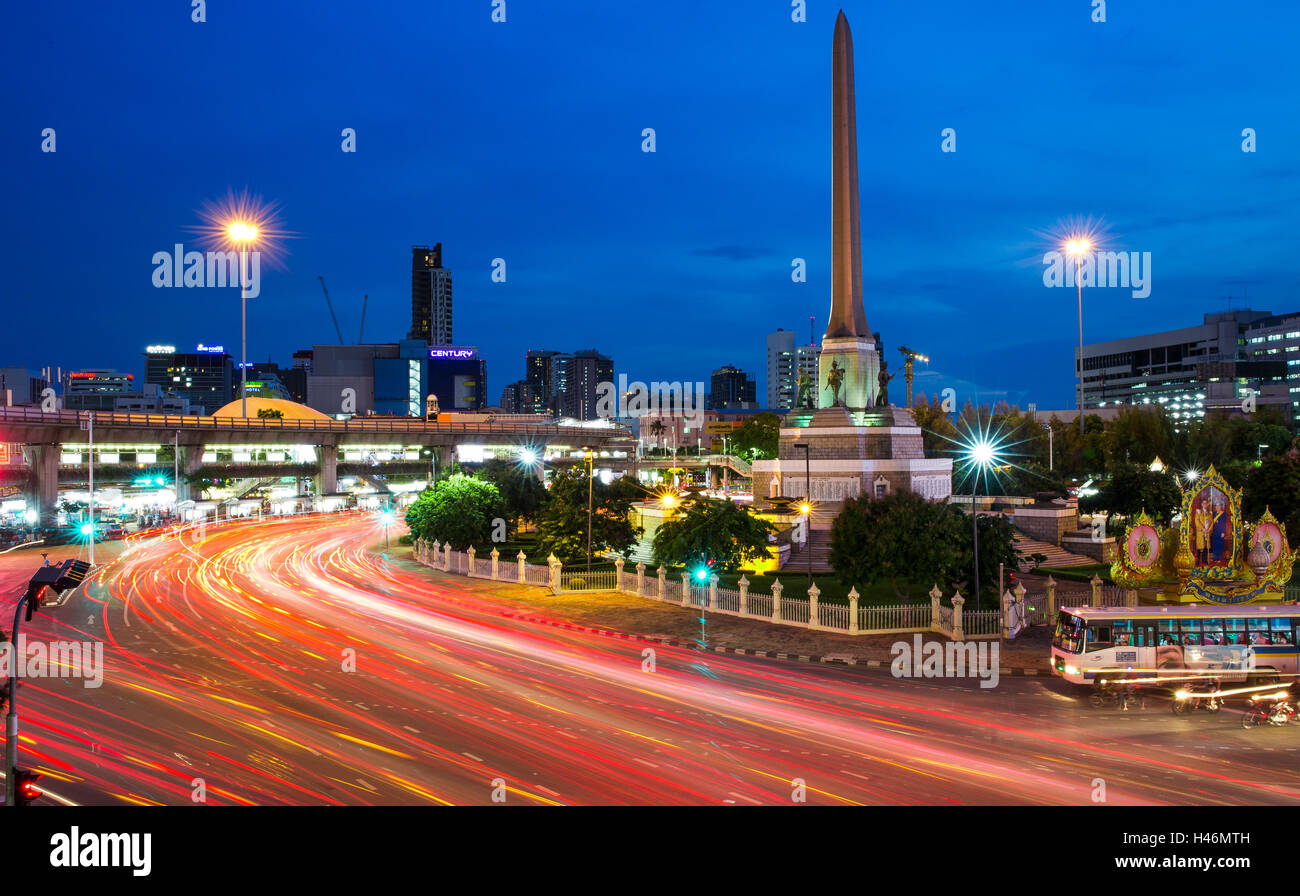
[494,609,1052,677]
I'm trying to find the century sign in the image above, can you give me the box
[428,346,478,360]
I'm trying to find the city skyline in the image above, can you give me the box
[5,2,1299,411]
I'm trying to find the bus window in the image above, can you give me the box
[1052,613,1085,653]
[1086,625,1113,652]
[1112,620,1133,646]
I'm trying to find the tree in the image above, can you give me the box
[648,418,666,450]
[652,496,775,572]
[476,459,548,537]
[404,473,503,549]
[730,412,780,460]
[534,469,641,563]
[1243,448,1300,535]
[952,512,1022,608]
[830,492,963,600]
[1080,464,1182,524]
[256,407,284,419]
[910,393,959,455]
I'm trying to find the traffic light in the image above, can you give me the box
[13,768,41,806]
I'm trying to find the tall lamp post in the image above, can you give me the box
[226,221,261,418]
[965,439,998,610]
[1040,422,1054,472]
[1066,238,1092,440]
[583,446,594,572]
[796,443,812,590]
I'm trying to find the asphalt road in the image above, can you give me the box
[2,513,1299,805]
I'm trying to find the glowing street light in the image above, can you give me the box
[962,434,1004,609]
[1065,236,1093,439]
[225,220,261,419]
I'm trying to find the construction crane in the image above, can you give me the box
[358,295,368,343]
[897,346,929,409]
[317,276,345,344]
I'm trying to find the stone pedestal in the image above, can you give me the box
[752,405,952,515]
[818,337,879,410]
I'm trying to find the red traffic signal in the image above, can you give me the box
[14,768,42,806]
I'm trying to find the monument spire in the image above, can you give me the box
[827,9,870,339]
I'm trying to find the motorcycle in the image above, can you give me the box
[1241,693,1296,728]
[1172,682,1223,715]
[1090,682,1145,711]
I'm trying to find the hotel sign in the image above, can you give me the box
[196,343,225,354]
[429,346,478,361]
[146,345,176,354]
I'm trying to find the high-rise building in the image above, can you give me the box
[1080,310,1291,423]
[408,244,453,346]
[500,380,549,415]
[708,365,757,410]
[561,350,613,421]
[766,329,796,409]
[525,350,564,407]
[766,329,820,410]
[143,344,235,415]
[308,342,486,417]
[0,367,47,406]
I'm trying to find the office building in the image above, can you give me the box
[142,345,235,415]
[0,367,47,407]
[707,365,757,410]
[308,341,485,418]
[500,380,549,415]
[766,329,796,409]
[408,244,453,346]
[766,329,821,410]
[561,350,613,421]
[1079,310,1291,424]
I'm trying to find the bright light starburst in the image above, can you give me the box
[191,189,292,268]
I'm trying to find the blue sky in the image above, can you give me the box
[3,0,1298,410]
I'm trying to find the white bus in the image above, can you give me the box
[1051,605,1300,687]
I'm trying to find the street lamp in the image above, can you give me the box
[583,446,594,572]
[1040,422,1054,472]
[226,220,261,418]
[795,443,812,590]
[964,438,1000,610]
[1065,237,1092,440]
[7,559,90,806]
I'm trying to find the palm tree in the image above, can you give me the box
[649,418,666,452]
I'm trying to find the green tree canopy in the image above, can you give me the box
[730,412,781,460]
[534,469,642,563]
[651,496,775,572]
[476,458,549,536]
[830,492,964,601]
[1243,449,1300,535]
[1079,463,1183,524]
[404,473,504,550]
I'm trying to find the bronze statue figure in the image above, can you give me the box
[827,359,845,407]
[795,368,815,409]
[877,361,897,407]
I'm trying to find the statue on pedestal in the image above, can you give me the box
[826,359,845,407]
[795,368,815,409]
[877,361,897,408]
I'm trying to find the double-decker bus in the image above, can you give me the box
[1051,605,1300,686]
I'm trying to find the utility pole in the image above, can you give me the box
[87,412,94,566]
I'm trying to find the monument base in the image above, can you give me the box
[818,337,879,410]
[752,405,953,517]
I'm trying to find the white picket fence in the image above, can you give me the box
[411,539,1005,639]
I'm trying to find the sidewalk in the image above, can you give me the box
[397,550,1054,675]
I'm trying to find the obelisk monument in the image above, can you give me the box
[750,10,952,522]
[819,9,879,410]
